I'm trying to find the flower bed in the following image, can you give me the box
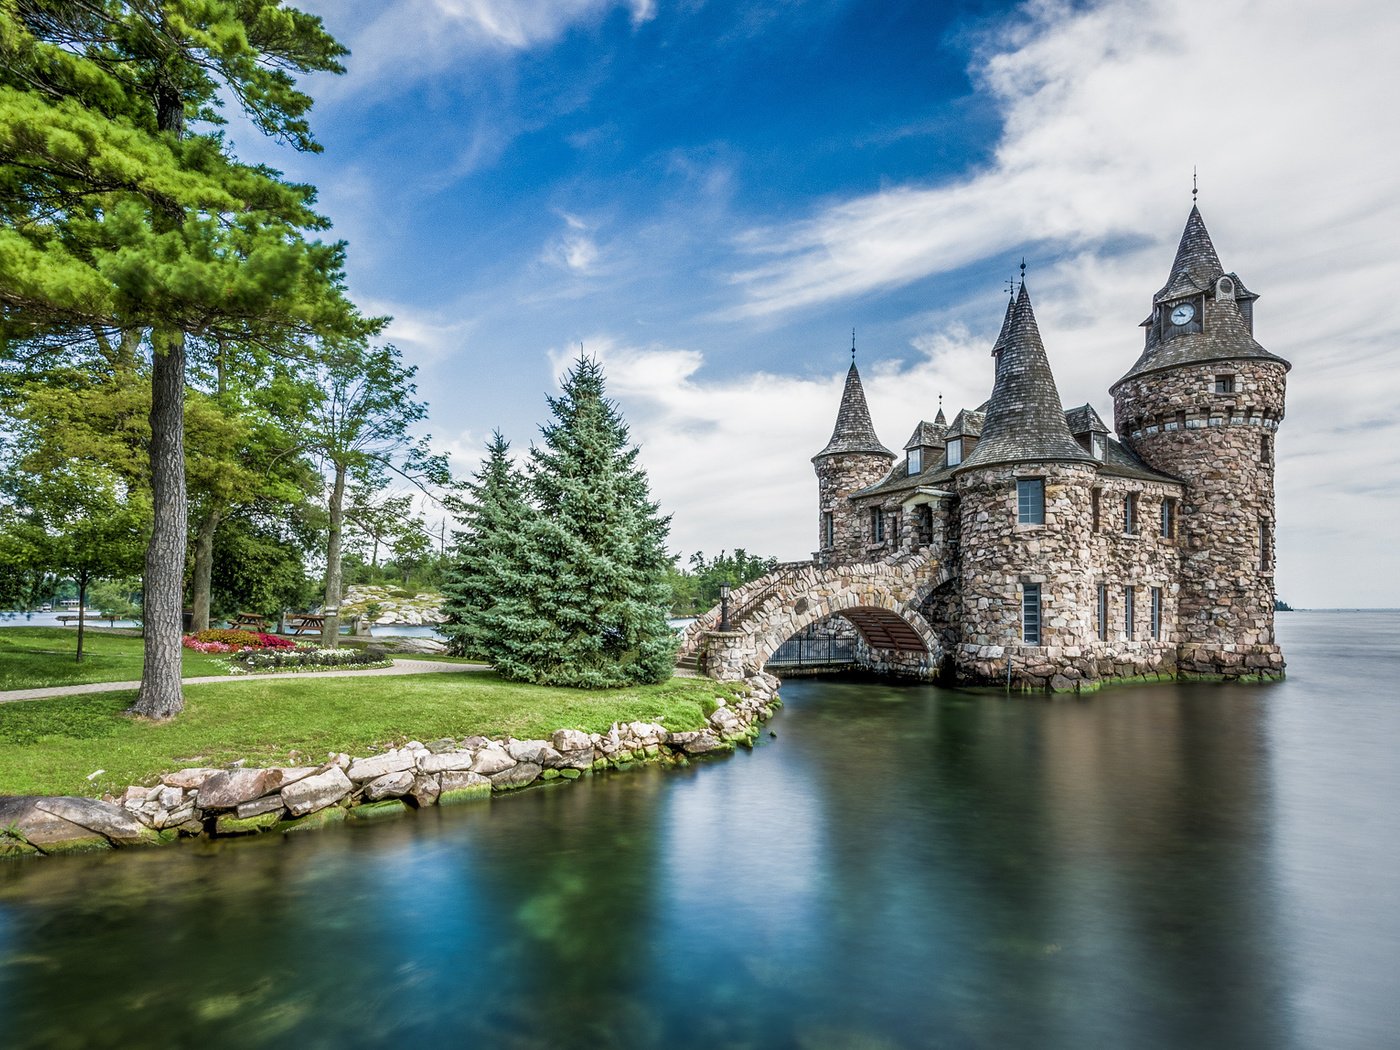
[182,630,297,654]
[230,646,386,673]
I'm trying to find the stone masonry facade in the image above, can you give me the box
[691,203,1288,691]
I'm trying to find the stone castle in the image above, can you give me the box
[803,203,1288,688]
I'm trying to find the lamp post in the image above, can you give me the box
[719,581,731,632]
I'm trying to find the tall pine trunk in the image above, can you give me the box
[130,330,188,719]
[130,63,189,720]
[320,463,347,646]
[189,504,222,632]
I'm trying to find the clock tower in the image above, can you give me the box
[1111,204,1290,678]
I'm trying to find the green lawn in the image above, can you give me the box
[0,671,734,797]
[0,628,231,690]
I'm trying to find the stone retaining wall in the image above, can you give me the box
[0,673,781,860]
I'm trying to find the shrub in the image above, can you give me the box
[193,628,261,647]
[230,646,387,673]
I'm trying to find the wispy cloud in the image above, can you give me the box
[302,0,653,90]
[541,211,604,275]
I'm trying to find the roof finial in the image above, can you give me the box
[938,392,943,410]
[1019,257,1027,288]
[1192,166,1198,204]
[851,327,856,363]
[1004,277,1016,298]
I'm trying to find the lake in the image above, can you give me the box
[1,610,1397,1048]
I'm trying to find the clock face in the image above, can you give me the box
[1170,302,1196,326]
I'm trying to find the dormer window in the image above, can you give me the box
[1092,433,1106,460]
[1216,276,1235,299]
[907,448,922,475]
[946,439,962,466]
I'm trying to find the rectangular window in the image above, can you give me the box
[1124,585,1135,638]
[822,511,834,548]
[871,507,884,543]
[907,448,922,475]
[1091,488,1101,533]
[1097,583,1108,641]
[1092,433,1107,460]
[1124,493,1137,535]
[1151,587,1163,640]
[1022,583,1042,645]
[1160,498,1176,539]
[1261,435,1271,465]
[1017,478,1045,525]
[946,439,962,466]
[1215,374,1236,394]
[1259,519,1271,571]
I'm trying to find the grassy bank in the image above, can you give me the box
[0,628,230,690]
[0,671,732,798]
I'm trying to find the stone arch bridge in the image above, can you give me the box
[677,553,947,681]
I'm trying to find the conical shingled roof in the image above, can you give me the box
[957,284,1094,471]
[813,362,895,460]
[1153,204,1223,303]
[1115,206,1290,389]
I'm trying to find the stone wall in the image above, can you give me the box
[814,452,895,563]
[1114,357,1286,677]
[0,675,781,860]
[954,462,1097,684]
[946,461,1205,689]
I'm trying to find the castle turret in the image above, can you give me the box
[954,284,1098,676]
[813,359,894,562]
[1111,204,1289,677]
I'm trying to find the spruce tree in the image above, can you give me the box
[440,431,528,659]
[491,357,677,688]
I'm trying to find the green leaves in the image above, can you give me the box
[0,1,359,343]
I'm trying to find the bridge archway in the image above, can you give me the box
[684,558,942,680]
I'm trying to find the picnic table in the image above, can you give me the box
[229,612,270,632]
[284,614,326,636]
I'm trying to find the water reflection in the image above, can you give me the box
[1,613,1398,1048]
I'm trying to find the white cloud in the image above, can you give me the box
[709,0,1400,607]
[541,212,603,275]
[304,0,652,89]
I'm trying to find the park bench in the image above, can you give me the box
[56,613,126,627]
[285,614,326,636]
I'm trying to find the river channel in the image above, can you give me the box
[2,611,1398,1049]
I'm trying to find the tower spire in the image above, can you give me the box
[813,353,893,460]
[960,283,1092,470]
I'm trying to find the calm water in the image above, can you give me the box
[2,611,1398,1049]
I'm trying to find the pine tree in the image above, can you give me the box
[440,431,528,659]
[488,357,677,688]
[0,1,362,718]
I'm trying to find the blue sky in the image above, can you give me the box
[241,0,1399,607]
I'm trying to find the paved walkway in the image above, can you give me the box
[0,659,490,704]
